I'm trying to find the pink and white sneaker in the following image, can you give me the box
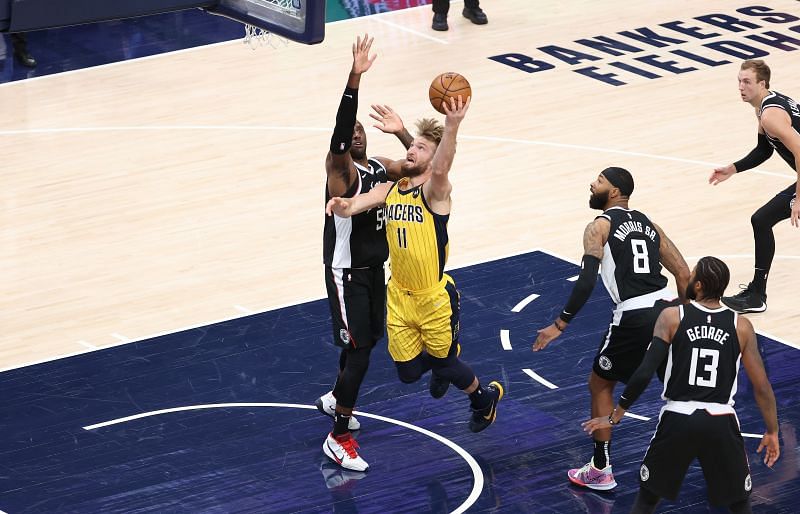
[567,458,617,491]
[322,432,369,472]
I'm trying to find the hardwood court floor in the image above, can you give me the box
[2,0,798,369]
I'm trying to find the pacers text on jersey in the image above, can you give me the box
[387,203,424,223]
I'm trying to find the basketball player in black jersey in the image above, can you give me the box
[584,256,780,513]
[533,167,690,490]
[319,34,413,472]
[709,60,800,314]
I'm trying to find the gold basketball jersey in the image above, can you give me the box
[385,178,449,291]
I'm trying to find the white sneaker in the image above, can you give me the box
[315,391,361,430]
[323,432,369,472]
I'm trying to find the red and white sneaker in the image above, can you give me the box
[323,432,369,472]
[316,391,361,430]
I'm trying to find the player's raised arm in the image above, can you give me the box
[326,181,392,218]
[369,104,414,181]
[326,34,376,197]
[428,95,470,202]
[533,217,609,352]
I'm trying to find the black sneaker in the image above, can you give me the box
[468,381,504,433]
[721,283,767,313]
[462,7,488,25]
[432,13,448,31]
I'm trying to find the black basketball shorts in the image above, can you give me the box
[593,298,678,383]
[325,265,386,349]
[639,410,751,506]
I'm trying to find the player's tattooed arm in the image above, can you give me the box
[583,218,609,259]
[654,223,690,301]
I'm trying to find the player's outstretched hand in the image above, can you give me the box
[326,197,352,217]
[532,323,561,352]
[709,164,736,185]
[442,95,471,122]
[351,33,376,75]
[370,104,404,134]
[757,432,781,467]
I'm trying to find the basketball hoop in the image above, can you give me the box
[243,23,290,49]
[237,0,298,49]
[208,0,324,46]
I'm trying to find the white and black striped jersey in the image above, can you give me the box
[323,158,389,268]
[760,91,800,167]
[662,302,741,406]
[598,207,668,306]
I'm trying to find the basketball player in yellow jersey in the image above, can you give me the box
[327,95,503,433]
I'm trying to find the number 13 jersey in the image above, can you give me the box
[662,302,741,406]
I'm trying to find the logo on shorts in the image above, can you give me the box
[598,355,612,371]
[640,465,650,482]
[339,329,350,344]
[791,196,795,209]
[453,321,460,341]
[744,474,752,492]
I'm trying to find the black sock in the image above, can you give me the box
[593,439,610,469]
[333,412,350,436]
[751,268,768,295]
[468,384,490,410]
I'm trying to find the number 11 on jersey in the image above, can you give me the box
[397,227,408,248]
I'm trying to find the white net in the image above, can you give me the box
[240,0,300,49]
[243,24,290,49]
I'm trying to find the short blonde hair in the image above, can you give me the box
[741,59,770,88]
[415,118,444,145]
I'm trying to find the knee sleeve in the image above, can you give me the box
[429,354,475,390]
[396,356,427,384]
[332,346,372,409]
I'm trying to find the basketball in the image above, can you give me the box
[429,72,472,114]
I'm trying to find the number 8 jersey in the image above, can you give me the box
[598,207,668,305]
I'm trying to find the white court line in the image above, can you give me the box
[624,412,650,421]
[459,135,796,180]
[83,402,483,514]
[77,341,98,350]
[234,305,256,314]
[111,333,131,342]
[2,247,796,374]
[500,330,513,351]
[741,432,764,439]
[567,275,579,282]
[0,125,794,181]
[522,368,558,390]
[511,293,539,313]
[373,17,449,44]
